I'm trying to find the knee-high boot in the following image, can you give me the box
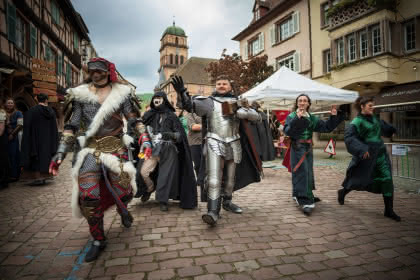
[337,188,351,205]
[383,195,401,222]
[202,197,221,226]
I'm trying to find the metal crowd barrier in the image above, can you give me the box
[385,143,420,181]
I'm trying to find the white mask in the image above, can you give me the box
[153,97,164,107]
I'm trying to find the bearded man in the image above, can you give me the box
[49,58,146,262]
[171,75,262,226]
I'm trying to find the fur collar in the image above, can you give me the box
[68,83,132,147]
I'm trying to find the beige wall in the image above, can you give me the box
[311,0,420,90]
[238,0,311,76]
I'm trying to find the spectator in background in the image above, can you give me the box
[5,97,23,182]
[186,112,206,200]
[21,94,58,186]
[0,100,9,190]
[177,110,188,135]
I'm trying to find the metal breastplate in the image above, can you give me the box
[207,97,240,143]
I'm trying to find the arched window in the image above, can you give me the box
[175,37,179,45]
[180,55,184,64]
[175,55,179,65]
[170,54,173,64]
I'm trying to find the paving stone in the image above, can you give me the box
[251,267,281,280]
[195,256,221,265]
[160,258,194,269]
[194,274,221,280]
[115,273,145,280]
[105,257,129,267]
[148,269,176,280]
[206,263,234,273]
[234,260,260,272]
[276,263,303,275]
[324,250,349,259]
[178,266,204,277]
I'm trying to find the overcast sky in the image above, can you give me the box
[72,0,254,93]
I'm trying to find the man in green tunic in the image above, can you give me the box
[338,96,400,221]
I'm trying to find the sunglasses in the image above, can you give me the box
[88,61,108,72]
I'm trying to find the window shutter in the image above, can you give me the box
[270,25,276,46]
[259,32,265,51]
[74,33,79,52]
[30,25,37,57]
[293,11,300,34]
[57,53,62,75]
[66,63,72,86]
[243,42,248,60]
[294,52,300,72]
[7,2,16,43]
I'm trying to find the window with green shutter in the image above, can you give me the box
[44,43,51,62]
[51,1,60,25]
[7,2,16,43]
[30,25,37,57]
[57,54,62,75]
[74,33,79,52]
[66,63,72,86]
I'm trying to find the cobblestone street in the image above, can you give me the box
[1,151,420,280]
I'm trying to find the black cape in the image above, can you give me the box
[342,119,395,192]
[252,111,276,161]
[21,105,58,173]
[136,92,197,209]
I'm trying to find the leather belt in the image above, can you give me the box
[87,136,124,154]
[298,139,313,144]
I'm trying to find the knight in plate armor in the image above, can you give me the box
[171,75,262,226]
[49,58,148,262]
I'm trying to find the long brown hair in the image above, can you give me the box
[293,94,311,112]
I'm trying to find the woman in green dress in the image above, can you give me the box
[284,94,344,215]
[338,96,400,221]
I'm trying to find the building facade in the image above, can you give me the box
[0,0,90,122]
[233,0,311,76]
[311,0,420,143]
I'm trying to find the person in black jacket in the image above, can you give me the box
[136,91,197,212]
[339,96,400,221]
[21,94,58,186]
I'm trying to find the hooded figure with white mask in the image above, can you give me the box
[136,91,197,212]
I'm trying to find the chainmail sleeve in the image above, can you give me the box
[64,101,82,133]
[122,96,136,119]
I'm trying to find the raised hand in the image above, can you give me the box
[170,76,186,94]
[331,105,338,116]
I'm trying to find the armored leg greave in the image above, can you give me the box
[80,199,105,241]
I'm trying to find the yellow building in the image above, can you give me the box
[233,0,311,76]
[310,0,420,143]
[156,23,216,106]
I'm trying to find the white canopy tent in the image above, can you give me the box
[241,66,359,113]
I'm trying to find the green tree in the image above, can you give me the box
[205,52,274,94]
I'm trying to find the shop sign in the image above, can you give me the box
[32,58,57,98]
[392,145,407,156]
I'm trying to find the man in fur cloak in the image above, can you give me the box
[171,75,262,226]
[135,91,197,211]
[49,58,145,262]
